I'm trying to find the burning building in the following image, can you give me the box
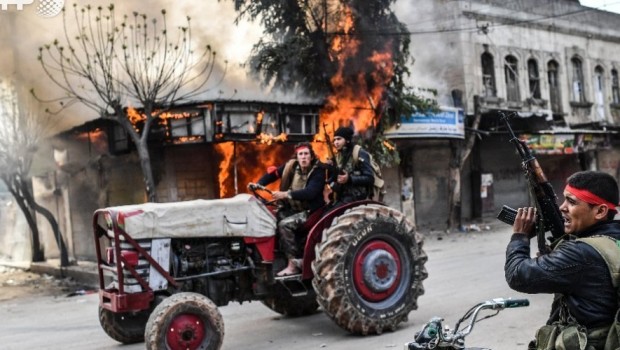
[7,0,620,266]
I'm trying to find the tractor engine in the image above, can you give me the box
[170,239,253,306]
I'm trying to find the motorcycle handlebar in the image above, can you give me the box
[503,298,530,308]
[405,297,530,350]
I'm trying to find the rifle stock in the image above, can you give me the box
[499,112,565,254]
[323,123,338,169]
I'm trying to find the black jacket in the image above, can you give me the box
[329,145,374,202]
[257,161,326,213]
[505,220,620,328]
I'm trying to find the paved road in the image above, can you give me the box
[0,225,551,350]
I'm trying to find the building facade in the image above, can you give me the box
[395,0,620,228]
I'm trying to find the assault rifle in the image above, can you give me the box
[496,112,565,254]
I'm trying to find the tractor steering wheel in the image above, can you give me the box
[247,183,279,207]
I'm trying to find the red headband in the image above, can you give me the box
[565,184,618,212]
[295,145,310,153]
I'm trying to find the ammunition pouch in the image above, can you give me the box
[603,310,620,350]
[531,322,611,350]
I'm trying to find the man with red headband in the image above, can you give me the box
[505,170,620,350]
[253,142,326,276]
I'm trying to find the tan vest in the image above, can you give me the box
[279,160,317,212]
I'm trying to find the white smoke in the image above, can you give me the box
[0,1,305,132]
[393,0,453,106]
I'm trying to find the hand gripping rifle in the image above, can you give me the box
[496,112,565,254]
[323,123,341,203]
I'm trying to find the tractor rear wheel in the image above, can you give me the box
[145,292,224,350]
[312,204,428,335]
[99,307,149,344]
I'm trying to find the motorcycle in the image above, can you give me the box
[404,297,530,350]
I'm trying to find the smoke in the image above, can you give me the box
[393,0,453,106]
[0,1,304,133]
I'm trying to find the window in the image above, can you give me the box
[215,104,261,135]
[481,52,496,97]
[548,60,562,113]
[258,112,280,136]
[527,59,541,99]
[612,69,620,104]
[571,57,586,103]
[505,55,520,102]
[167,110,207,143]
[285,113,318,135]
[109,123,130,154]
[594,66,605,120]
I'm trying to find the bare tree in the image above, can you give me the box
[0,81,69,266]
[36,4,222,202]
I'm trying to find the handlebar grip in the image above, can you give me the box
[504,299,529,308]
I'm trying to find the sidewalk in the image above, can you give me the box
[23,259,99,289]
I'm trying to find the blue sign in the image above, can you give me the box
[385,107,465,139]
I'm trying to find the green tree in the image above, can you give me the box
[36,4,222,202]
[229,0,435,166]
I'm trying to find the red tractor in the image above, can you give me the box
[93,188,428,350]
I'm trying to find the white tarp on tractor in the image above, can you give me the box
[97,194,277,239]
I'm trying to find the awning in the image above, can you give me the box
[519,130,615,155]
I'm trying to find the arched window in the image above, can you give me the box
[612,69,620,104]
[527,59,541,99]
[548,60,562,113]
[481,52,496,97]
[594,66,605,120]
[571,57,586,103]
[505,55,520,102]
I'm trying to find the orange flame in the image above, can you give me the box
[317,4,395,162]
[213,142,235,198]
[127,108,144,124]
[213,142,293,198]
[257,132,288,145]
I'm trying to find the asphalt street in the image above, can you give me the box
[0,224,551,350]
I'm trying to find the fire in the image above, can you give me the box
[213,142,235,198]
[213,142,292,198]
[316,4,395,161]
[127,108,145,132]
[74,128,108,155]
[124,5,397,199]
[257,132,288,145]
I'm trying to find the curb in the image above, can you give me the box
[29,261,99,289]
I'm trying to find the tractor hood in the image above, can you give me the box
[95,194,277,239]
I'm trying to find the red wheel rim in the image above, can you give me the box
[166,313,206,350]
[353,240,401,302]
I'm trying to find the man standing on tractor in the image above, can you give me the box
[327,126,374,205]
[253,142,326,276]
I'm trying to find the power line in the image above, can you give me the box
[327,2,620,37]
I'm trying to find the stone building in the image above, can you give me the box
[392,0,620,229]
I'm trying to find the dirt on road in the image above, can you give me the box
[0,266,88,301]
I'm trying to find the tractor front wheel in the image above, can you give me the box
[312,204,428,335]
[99,307,149,344]
[145,292,224,350]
